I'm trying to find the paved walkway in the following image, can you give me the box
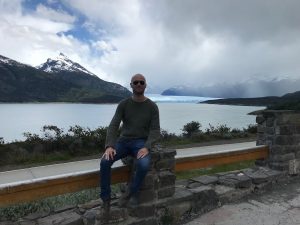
[184,177,300,225]
[0,141,256,187]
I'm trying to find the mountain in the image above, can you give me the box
[36,53,131,102]
[0,54,131,103]
[37,53,97,75]
[201,90,300,110]
[162,78,300,98]
[0,55,78,102]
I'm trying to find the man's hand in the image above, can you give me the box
[137,147,149,159]
[102,147,116,160]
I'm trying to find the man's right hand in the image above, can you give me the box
[103,147,116,160]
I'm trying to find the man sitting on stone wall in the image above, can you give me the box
[100,73,161,214]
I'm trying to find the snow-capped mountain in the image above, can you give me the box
[37,53,97,76]
[0,55,27,67]
[36,53,131,97]
[0,54,131,103]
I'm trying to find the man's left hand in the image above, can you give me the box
[137,147,149,159]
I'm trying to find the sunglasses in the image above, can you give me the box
[132,80,145,85]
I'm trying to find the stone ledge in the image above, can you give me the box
[2,167,288,225]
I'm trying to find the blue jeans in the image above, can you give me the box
[100,138,151,201]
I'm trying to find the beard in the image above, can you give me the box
[133,89,145,95]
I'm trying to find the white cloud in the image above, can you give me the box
[1,0,300,93]
[0,0,85,67]
[35,4,75,23]
[59,0,300,92]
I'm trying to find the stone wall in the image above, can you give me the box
[3,145,288,225]
[7,167,286,225]
[255,110,300,172]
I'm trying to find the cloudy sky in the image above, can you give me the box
[1,0,300,93]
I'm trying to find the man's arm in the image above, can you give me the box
[144,103,161,150]
[105,101,124,149]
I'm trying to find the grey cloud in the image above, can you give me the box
[144,0,300,43]
[2,0,300,95]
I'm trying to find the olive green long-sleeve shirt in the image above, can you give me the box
[105,97,160,150]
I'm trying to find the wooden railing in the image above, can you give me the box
[0,145,268,207]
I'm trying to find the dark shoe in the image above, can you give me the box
[101,199,111,222]
[118,192,131,207]
[128,193,139,208]
[102,199,111,212]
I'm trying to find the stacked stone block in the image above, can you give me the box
[101,145,177,225]
[256,110,300,171]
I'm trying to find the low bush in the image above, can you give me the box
[0,125,108,167]
[0,121,256,167]
[182,121,202,137]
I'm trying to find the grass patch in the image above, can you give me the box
[176,160,255,180]
[0,188,99,221]
[0,185,120,221]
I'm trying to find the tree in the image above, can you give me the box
[182,121,202,137]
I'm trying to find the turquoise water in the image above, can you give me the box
[0,100,264,142]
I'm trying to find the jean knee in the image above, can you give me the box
[136,156,150,171]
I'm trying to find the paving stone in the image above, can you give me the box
[191,175,218,185]
[78,199,101,210]
[269,162,289,171]
[54,205,77,214]
[170,187,194,203]
[259,167,285,180]
[167,201,192,221]
[83,208,98,225]
[0,222,14,225]
[187,181,203,189]
[24,211,50,220]
[175,179,190,188]
[156,187,193,208]
[158,186,175,199]
[215,184,252,203]
[243,169,270,184]
[219,173,252,188]
[107,207,128,224]
[189,186,218,213]
[17,221,36,225]
[253,181,274,193]
[125,217,157,225]
[37,210,83,225]
[128,203,155,218]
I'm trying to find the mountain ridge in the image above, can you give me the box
[162,78,300,98]
[37,53,97,76]
[0,54,131,103]
[201,90,300,110]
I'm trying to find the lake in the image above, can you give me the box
[0,95,264,142]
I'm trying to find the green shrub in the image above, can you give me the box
[244,124,257,134]
[182,121,202,137]
[0,122,257,167]
[160,129,177,141]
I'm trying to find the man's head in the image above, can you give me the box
[130,74,147,96]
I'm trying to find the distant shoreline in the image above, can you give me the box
[200,96,282,107]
